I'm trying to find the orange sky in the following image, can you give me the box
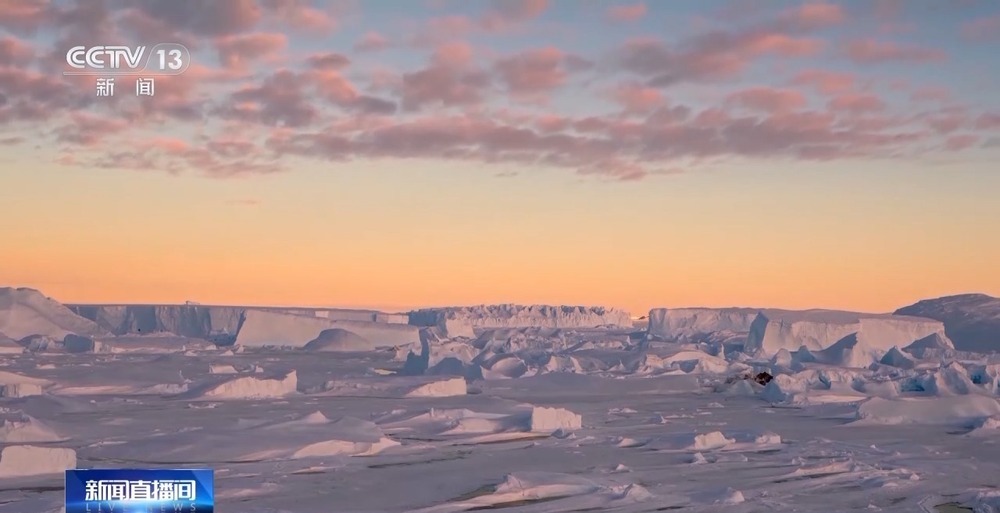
[3,158,998,316]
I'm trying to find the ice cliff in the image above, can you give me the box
[409,305,632,338]
[69,304,244,340]
[69,304,410,341]
[647,308,760,341]
[745,309,951,360]
[895,293,1000,353]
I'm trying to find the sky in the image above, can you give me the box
[1,0,999,315]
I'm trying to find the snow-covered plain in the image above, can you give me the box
[2,287,1000,512]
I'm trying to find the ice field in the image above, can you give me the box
[1,287,1000,512]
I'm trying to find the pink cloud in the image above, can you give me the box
[828,93,886,113]
[417,0,548,42]
[116,8,199,51]
[611,82,664,113]
[726,87,808,114]
[94,134,281,178]
[354,31,391,52]
[0,67,85,123]
[607,3,647,22]
[482,0,548,28]
[976,113,1000,131]
[0,36,34,65]
[944,134,979,151]
[743,33,824,56]
[844,39,946,63]
[962,15,1000,41]
[780,2,846,29]
[308,69,360,104]
[0,0,51,33]
[140,137,191,154]
[54,112,129,146]
[306,52,351,70]
[215,33,288,70]
[131,0,264,36]
[618,26,824,87]
[494,47,590,95]
[399,44,491,110]
[225,70,320,127]
[791,69,855,95]
[260,0,337,32]
[433,41,475,67]
[535,114,570,133]
[5,0,997,183]
[921,108,969,134]
[253,96,961,181]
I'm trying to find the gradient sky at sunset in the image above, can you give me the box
[1,0,999,315]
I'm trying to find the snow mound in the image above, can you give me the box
[23,333,101,353]
[0,371,51,398]
[379,405,583,440]
[745,309,950,362]
[709,488,745,505]
[404,377,467,398]
[967,416,1000,436]
[208,364,239,374]
[895,293,1000,353]
[879,346,917,369]
[761,371,867,406]
[647,307,759,341]
[183,370,297,400]
[0,445,76,478]
[0,413,64,443]
[854,395,1000,426]
[409,472,651,513]
[303,328,374,352]
[236,310,420,347]
[401,337,480,377]
[409,304,632,338]
[312,376,467,398]
[660,350,737,374]
[690,431,735,450]
[898,362,980,396]
[528,406,583,433]
[0,287,106,340]
[90,412,400,463]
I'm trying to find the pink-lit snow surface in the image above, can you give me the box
[1,288,1000,512]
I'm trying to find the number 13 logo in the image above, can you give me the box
[157,49,183,70]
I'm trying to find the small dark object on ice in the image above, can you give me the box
[754,372,773,386]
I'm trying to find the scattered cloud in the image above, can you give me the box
[844,39,946,64]
[0,0,995,183]
[790,69,856,95]
[607,3,647,23]
[354,31,391,52]
[610,82,664,113]
[726,87,808,114]
[215,33,288,70]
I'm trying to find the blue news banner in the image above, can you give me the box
[66,468,214,513]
